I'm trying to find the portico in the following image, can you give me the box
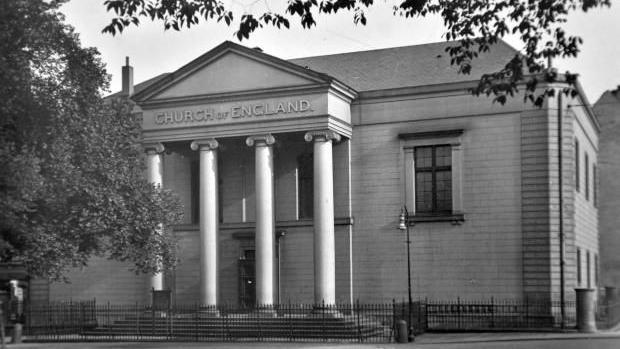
[137,41,356,307]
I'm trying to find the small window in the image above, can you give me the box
[219,177,223,223]
[297,152,313,219]
[415,145,452,215]
[577,248,582,285]
[585,153,590,201]
[575,140,580,192]
[587,250,591,288]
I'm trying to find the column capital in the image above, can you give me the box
[304,130,341,143]
[246,134,275,147]
[143,142,165,154]
[190,138,219,151]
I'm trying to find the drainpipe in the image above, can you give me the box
[558,92,566,328]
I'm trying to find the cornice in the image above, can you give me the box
[398,129,464,140]
[329,80,358,102]
[137,83,331,109]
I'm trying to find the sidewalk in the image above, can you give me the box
[413,328,620,345]
[3,328,620,349]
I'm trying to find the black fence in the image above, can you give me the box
[16,297,589,343]
[22,301,394,342]
[597,290,620,330]
[24,300,96,336]
[424,298,576,331]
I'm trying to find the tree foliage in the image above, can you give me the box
[0,0,183,280]
[102,0,610,106]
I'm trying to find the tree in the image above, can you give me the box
[0,0,183,280]
[102,0,610,106]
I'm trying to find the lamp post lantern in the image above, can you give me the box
[399,206,414,342]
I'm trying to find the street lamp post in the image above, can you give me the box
[399,206,414,342]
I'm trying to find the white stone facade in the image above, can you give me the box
[40,41,599,306]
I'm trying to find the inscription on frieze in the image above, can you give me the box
[154,99,312,126]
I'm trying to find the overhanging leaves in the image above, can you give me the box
[102,0,611,106]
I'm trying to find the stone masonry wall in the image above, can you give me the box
[351,92,524,301]
[594,90,620,287]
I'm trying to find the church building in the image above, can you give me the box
[31,40,599,309]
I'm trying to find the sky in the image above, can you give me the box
[60,1,620,103]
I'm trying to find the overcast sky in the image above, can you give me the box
[60,1,619,103]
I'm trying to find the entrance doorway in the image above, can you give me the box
[238,249,255,309]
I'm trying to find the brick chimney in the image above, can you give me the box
[122,56,134,97]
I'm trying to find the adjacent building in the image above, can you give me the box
[24,40,599,309]
[594,88,620,289]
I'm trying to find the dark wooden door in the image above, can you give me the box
[238,249,255,309]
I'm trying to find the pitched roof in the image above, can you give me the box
[288,40,519,92]
[110,40,520,98]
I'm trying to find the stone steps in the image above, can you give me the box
[81,313,390,340]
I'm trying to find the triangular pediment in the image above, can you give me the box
[137,42,331,101]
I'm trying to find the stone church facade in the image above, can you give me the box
[23,41,599,308]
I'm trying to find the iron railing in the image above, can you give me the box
[24,300,96,336]
[18,297,582,342]
[597,298,620,329]
[23,301,394,343]
[424,298,576,331]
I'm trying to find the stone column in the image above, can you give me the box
[246,134,276,308]
[190,139,220,308]
[144,142,165,292]
[304,130,340,305]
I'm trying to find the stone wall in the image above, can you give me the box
[594,90,620,287]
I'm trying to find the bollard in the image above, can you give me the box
[575,288,597,333]
[395,319,408,343]
[10,323,21,344]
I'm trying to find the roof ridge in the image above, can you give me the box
[288,39,518,62]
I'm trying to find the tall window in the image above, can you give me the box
[587,250,591,288]
[593,164,598,207]
[577,248,582,285]
[297,152,313,219]
[415,145,452,214]
[191,160,199,224]
[585,153,590,201]
[595,254,599,286]
[575,140,580,192]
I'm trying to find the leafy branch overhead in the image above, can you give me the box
[1,0,183,279]
[103,0,610,106]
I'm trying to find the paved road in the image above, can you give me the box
[5,337,620,349]
[415,338,620,349]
